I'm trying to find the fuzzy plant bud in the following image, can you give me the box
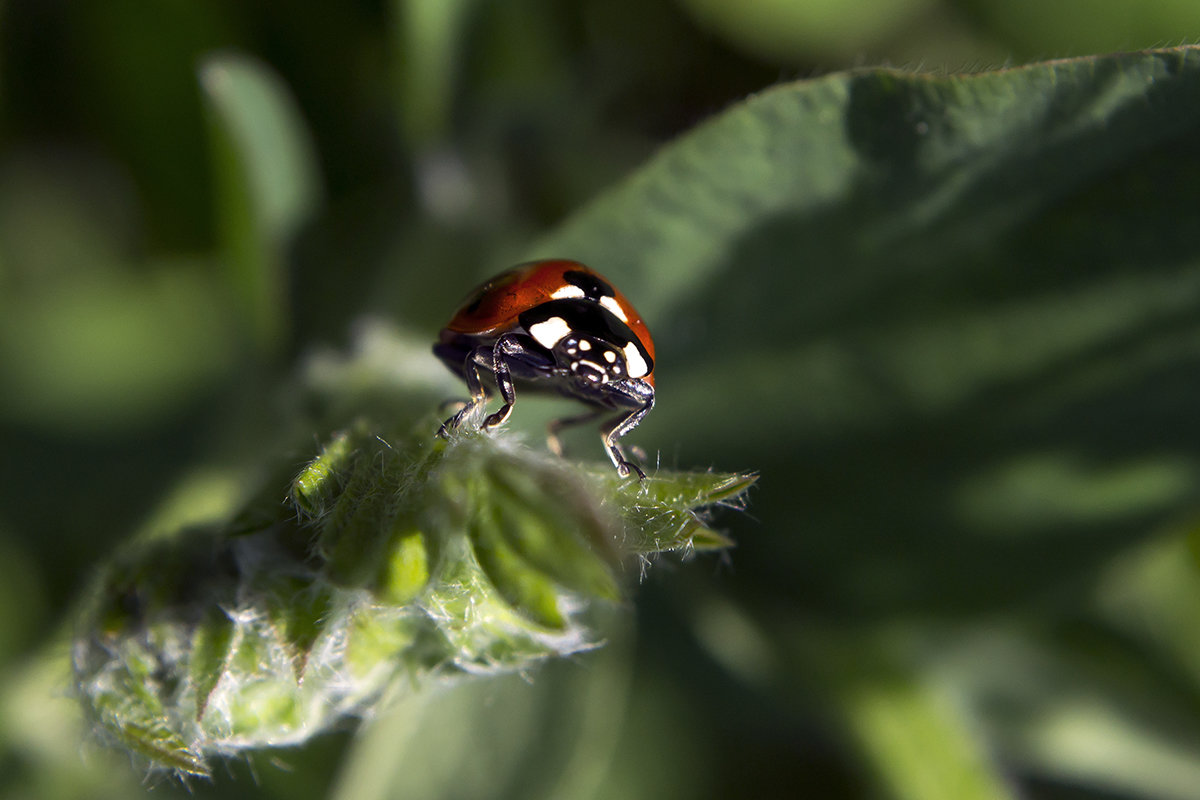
[71,410,754,776]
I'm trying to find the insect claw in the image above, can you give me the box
[617,460,647,480]
[483,405,512,430]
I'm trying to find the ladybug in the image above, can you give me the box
[434,259,655,478]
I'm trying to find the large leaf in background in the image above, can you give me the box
[513,47,1200,798]
[531,46,1200,614]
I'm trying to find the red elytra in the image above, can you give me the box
[445,259,655,387]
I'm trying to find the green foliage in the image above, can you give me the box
[70,333,751,775]
[531,47,1200,799]
[4,1,1200,798]
[201,53,321,351]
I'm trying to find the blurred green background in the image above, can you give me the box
[4,1,1200,799]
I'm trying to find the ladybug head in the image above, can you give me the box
[556,332,632,386]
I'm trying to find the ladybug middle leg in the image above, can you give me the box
[546,408,607,457]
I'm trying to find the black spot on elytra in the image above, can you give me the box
[564,270,614,299]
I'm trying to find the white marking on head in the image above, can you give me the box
[551,285,586,300]
[623,343,648,378]
[578,339,591,351]
[572,360,606,383]
[528,317,571,349]
[599,296,628,322]
[603,350,616,363]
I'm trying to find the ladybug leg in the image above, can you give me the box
[602,387,655,479]
[437,345,493,437]
[546,408,607,457]
[481,333,528,430]
[603,410,649,479]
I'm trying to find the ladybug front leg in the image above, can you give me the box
[602,384,655,479]
[437,345,494,437]
[481,333,529,430]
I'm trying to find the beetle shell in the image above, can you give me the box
[443,260,655,386]
[433,259,656,478]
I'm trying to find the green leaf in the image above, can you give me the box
[933,625,1200,800]
[328,631,635,800]
[377,528,435,605]
[291,426,359,518]
[529,46,1200,799]
[820,635,1017,800]
[467,507,570,629]
[531,46,1200,609]
[1096,525,1200,688]
[200,53,321,351]
[483,456,620,600]
[188,607,236,721]
[391,0,483,148]
[586,468,753,555]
